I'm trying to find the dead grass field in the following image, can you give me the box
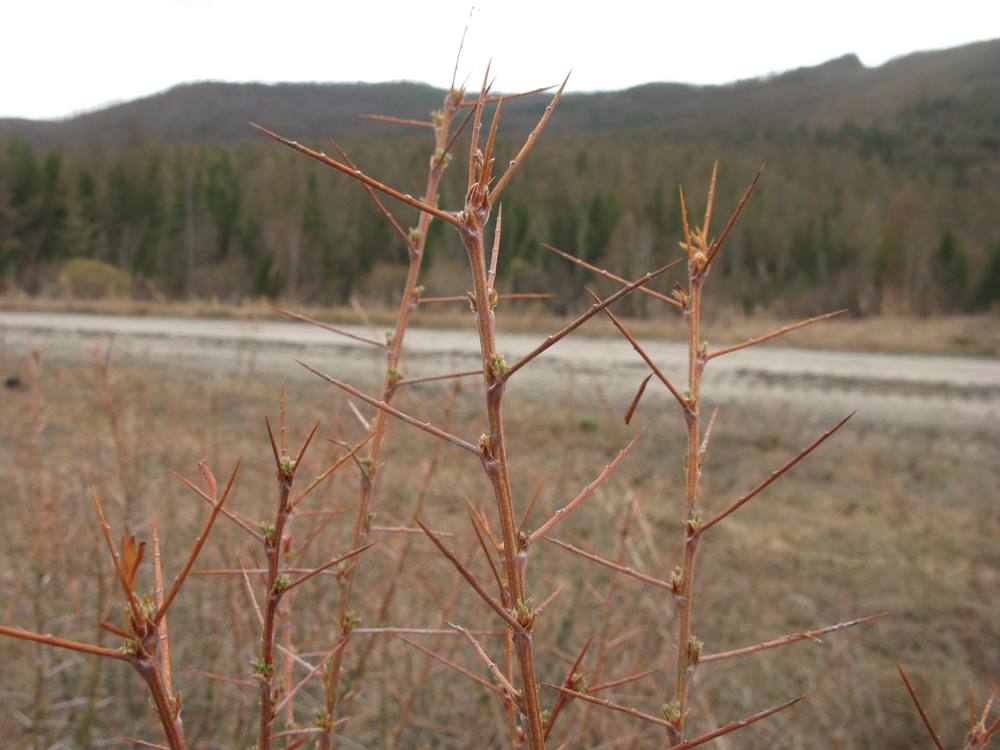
[0,340,996,748]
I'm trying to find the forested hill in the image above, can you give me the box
[2,39,999,315]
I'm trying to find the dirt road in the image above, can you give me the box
[2,311,998,431]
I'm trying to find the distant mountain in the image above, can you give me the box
[2,39,998,148]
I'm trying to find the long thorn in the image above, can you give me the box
[274,306,387,348]
[667,694,806,749]
[706,310,848,360]
[543,536,675,592]
[585,287,687,410]
[298,361,480,454]
[156,458,242,623]
[699,612,888,664]
[700,412,854,533]
[490,71,571,202]
[897,665,946,750]
[527,432,641,544]
[542,242,681,308]
[706,165,764,266]
[251,122,461,227]
[414,519,524,633]
[504,263,679,379]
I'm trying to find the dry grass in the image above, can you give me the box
[0,349,995,748]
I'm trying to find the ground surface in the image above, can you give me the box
[0,312,997,749]
[3,311,999,432]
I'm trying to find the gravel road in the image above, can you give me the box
[2,311,998,431]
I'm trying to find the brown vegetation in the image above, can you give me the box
[0,49,997,750]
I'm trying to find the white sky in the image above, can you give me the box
[3,0,998,119]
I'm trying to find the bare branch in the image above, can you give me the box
[589,667,662,694]
[585,287,686,410]
[542,683,674,729]
[298,361,480,454]
[458,83,557,108]
[291,433,374,509]
[271,637,350,718]
[419,292,553,304]
[282,543,377,593]
[504,263,679,379]
[543,536,675,592]
[251,122,461,227]
[666,694,806,749]
[897,665,946,750]
[700,612,888,664]
[527,433,641,544]
[450,622,520,701]
[700,412,854,533]
[488,204,502,290]
[156,458,242,624]
[544,635,593,740]
[703,160,719,238]
[392,369,482,390]
[414,519,524,633]
[0,624,130,661]
[122,739,169,749]
[151,513,172,696]
[542,242,681,309]
[396,635,504,697]
[329,140,414,254]
[274,306,387,349]
[490,72,570,202]
[706,310,848,360]
[360,113,434,128]
[625,374,653,425]
[706,165,764,266]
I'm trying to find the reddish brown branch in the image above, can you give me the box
[700,612,888,664]
[898,665,946,750]
[706,309,848,360]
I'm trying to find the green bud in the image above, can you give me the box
[488,352,508,377]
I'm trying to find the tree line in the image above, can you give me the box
[1,127,998,316]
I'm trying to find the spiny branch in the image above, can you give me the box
[489,72,570,202]
[706,165,764,266]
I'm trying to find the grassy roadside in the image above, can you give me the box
[0,351,995,747]
[2,293,998,357]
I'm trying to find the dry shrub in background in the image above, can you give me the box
[0,41,996,750]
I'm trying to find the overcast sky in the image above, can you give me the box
[3,0,998,119]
